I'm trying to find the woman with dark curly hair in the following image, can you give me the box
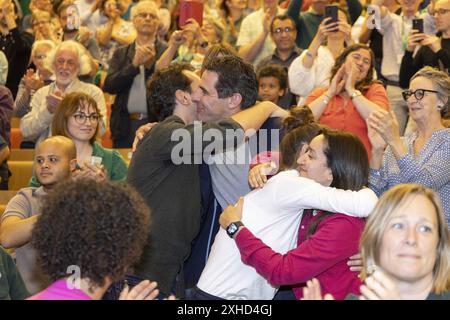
[304,44,390,156]
[28,179,160,300]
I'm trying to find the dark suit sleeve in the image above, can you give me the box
[399,49,425,89]
[347,0,363,25]
[103,46,140,94]
[436,48,450,70]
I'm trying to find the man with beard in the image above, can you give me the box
[20,40,106,147]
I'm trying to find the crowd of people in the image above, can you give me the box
[0,0,449,300]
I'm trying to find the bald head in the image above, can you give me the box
[37,136,77,160]
[35,136,77,189]
[131,0,159,37]
[131,0,158,19]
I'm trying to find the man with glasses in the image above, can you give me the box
[256,14,302,108]
[20,40,107,147]
[103,0,168,148]
[237,0,283,67]
[257,15,301,71]
[400,0,450,89]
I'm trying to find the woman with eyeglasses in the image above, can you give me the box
[30,10,60,42]
[303,44,389,157]
[367,66,450,226]
[28,92,128,187]
[14,40,55,118]
[289,7,353,104]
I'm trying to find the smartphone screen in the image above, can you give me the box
[412,18,424,34]
[325,5,339,24]
[179,0,204,27]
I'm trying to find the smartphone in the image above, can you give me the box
[66,4,80,31]
[412,18,424,34]
[90,156,102,166]
[179,0,204,28]
[325,5,339,25]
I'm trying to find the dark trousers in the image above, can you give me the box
[112,118,148,149]
[102,274,176,300]
[184,164,221,289]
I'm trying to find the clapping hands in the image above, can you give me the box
[133,43,156,68]
[23,69,45,92]
[73,161,107,182]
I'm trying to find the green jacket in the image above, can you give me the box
[0,247,30,300]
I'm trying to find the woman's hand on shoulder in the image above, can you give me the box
[248,161,278,189]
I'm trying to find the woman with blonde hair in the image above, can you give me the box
[30,10,60,42]
[303,184,450,300]
[14,40,56,118]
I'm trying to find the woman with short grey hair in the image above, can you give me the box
[367,66,450,226]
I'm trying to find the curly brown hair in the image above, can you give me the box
[31,179,151,292]
[329,43,381,93]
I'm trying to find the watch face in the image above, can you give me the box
[227,223,238,235]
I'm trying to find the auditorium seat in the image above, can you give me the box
[8,161,33,190]
[10,128,22,149]
[8,149,34,161]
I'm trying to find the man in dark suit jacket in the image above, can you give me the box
[103,0,167,148]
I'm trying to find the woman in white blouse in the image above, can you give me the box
[288,8,353,105]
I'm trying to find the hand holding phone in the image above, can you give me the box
[325,5,338,23]
[179,0,204,28]
[325,5,339,32]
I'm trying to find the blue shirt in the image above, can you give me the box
[369,128,450,226]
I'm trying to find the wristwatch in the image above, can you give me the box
[226,221,244,238]
[350,90,362,99]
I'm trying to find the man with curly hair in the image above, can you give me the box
[28,179,161,300]
[0,135,77,294]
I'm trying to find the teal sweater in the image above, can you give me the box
[0,247,30,300]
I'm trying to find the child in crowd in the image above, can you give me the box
[257,64,288,107]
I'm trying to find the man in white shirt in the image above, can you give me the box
[237,0,285,67]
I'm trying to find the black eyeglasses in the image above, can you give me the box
[402,89,439,101]
[73,113,99,124]
[272,27,294,34]
[136,12,158,20]
[432,8,450,16]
